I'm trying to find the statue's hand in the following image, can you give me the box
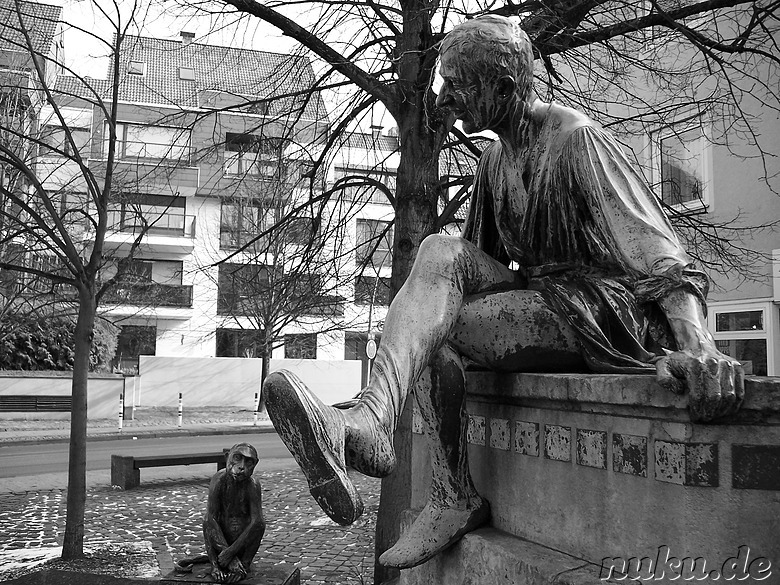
[656,348,744,422]
[224,558,246,583]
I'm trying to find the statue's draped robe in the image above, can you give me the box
[462,104,709,373]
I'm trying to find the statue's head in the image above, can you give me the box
[226,442,258,481]
[437,15,534,134]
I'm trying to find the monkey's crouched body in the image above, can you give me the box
[176,443,266,584]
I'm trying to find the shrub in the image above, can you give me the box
[0,314,118,372]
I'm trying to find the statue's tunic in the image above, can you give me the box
[463,103,709,373]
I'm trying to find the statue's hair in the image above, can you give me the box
[441,15,534,102]
[231,442,259,463]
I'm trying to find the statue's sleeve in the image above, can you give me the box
[559,125,709,307]
[461,142,511,265]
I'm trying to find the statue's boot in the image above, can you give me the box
[380,346,490,569]
[264,369,396,526]
[379,498,490,569]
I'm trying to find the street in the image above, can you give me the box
[0,433,291,479]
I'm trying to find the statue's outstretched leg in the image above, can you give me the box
[380,345,489,569]
[264,235,517,525]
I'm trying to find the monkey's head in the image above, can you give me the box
[226,443,258,481]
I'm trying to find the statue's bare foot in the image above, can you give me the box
[265,370,364,525]
[379,497,490,569]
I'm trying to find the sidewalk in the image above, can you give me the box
[0,408,380,584]
[0,406,276,445]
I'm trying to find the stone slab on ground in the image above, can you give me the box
[1,569,154,585]
[161,562,300,584]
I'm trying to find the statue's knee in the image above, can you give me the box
[416,235,466,273]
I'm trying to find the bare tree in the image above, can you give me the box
[0,0,195,559]
[178,1,779,581]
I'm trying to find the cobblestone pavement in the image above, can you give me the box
[0,465,380,584]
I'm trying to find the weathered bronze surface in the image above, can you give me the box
[265,14,744,571]
[175,443,266,583]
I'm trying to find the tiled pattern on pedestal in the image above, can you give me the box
[410,405,780,491]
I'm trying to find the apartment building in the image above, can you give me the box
[31,27,402,375]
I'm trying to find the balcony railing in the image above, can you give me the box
[104,283,193,308]
[109,140,193,165]
[107,210,196,238]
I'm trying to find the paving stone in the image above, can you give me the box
[0,467,378,584]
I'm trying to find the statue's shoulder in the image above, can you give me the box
[544,102,601,137]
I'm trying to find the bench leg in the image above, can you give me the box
[111,455,140,489]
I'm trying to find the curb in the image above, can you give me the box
[0,424,277,447]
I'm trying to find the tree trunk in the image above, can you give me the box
[374,4,446,579]
[61,286,97,559]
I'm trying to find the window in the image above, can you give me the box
[652,121,710,211]
[245,100,269,115]
[127,61,145,76]
[284,216,316,245]
[716,311,763,333]
[710,305,771,376]
[285,333,317,359]
[106,259,189,307]
[217,263,272,315]
[105,122,190,161]
[179,66,196,80]
[356,219,393,268]
[40,125,90,157]
[355,275,391,306]
[216,328,264,358]
[110,193,187,235]
[224,133,287,177]
[113,325,156,373]
[220,199,277,250]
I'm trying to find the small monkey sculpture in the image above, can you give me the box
[175,443,265,583]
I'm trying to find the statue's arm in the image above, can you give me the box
[655,289,744,421]
[217,479,265,564]
[204,473,230,575]
[564,126,744,421]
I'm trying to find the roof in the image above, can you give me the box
[0,0,61,58]
[54,75,110,103]
[107,34,328,122]
[340,131,399,152]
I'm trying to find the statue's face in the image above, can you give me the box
[226,446,257,481]
[436,50,506,134]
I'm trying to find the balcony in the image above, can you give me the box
[102,282,194,320]
[96,210,196,255]
[89,152,199,198]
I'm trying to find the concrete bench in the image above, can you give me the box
[111,451,228,489]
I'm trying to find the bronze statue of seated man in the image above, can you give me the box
[264,14,744,571]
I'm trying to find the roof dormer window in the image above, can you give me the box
[179,66,196,81]
[127,61,145,76]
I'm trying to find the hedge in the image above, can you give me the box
[0,314,118,372]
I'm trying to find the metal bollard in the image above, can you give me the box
[253,392,259,426]
[118,393,124,432]
[178,392,183,428]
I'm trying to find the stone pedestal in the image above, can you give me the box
[404,374,780,584]
[161,562,300,584]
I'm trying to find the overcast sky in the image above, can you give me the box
[55,0,298,79]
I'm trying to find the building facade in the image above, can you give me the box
[32,28,399,376]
